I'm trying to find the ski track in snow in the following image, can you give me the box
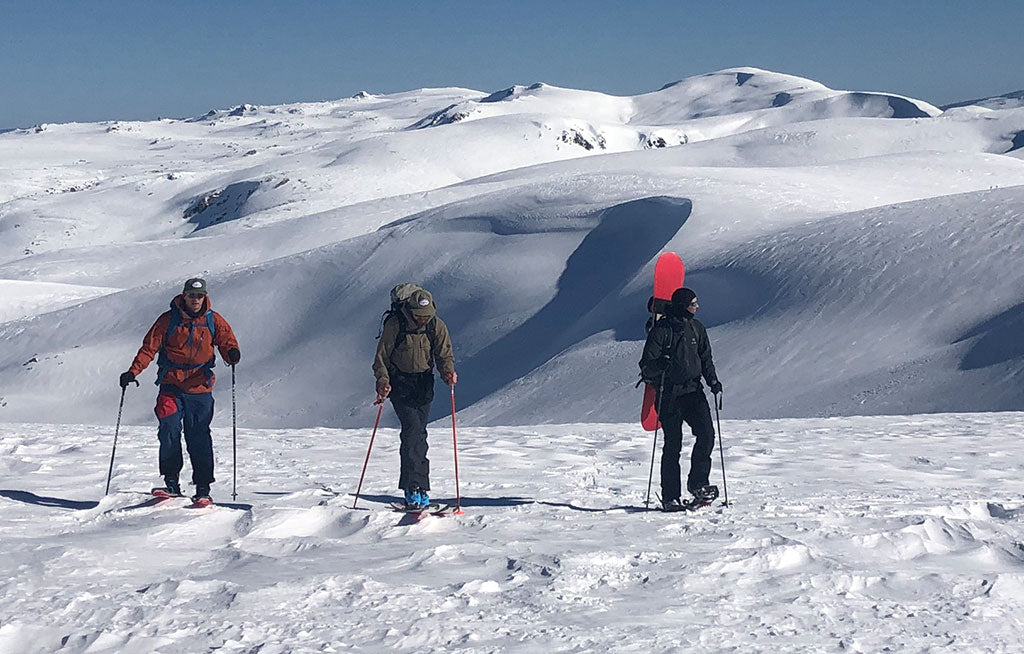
[2,414,1024,652]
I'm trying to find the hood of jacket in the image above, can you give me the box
[172,293,211,318]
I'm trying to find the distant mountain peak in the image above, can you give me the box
[941,90,1024,111]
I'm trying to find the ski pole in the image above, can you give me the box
[231,364,238,501]
[714,392,729,507]
[450,385,464,515]
[644,369,667,509]
[352,403,384,509]
[105,380,136,495]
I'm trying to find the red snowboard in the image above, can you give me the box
[640,252,685,431]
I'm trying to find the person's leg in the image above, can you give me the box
[681,392,716,494]
[659,404,684,503]
[181,392,216,495]
[392,399,431,493]
[155,391,184,489]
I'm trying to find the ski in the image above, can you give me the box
[641,252,685,431]
[187,497,214,509]
[659,500,717,513]
[681,498,716,511]
[389,501,455,516]
[151,487,184,500]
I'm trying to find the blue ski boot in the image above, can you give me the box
[404,488,426,509]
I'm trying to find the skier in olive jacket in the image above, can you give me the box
[373,288,456,509]
[639,287,722,510]
[119,278,240,503]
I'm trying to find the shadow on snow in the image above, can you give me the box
[447,196,692,418]
[0,489,99,510]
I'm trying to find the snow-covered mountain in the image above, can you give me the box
[4,67,1024,654]
[942,89,1024,111]
[1,67,1023,429]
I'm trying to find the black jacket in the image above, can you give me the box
[639,312,719,396]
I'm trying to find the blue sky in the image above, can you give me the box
[2,1,1022,128]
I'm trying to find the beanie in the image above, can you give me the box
[671,287,696,307]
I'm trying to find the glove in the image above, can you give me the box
[119,371,136,388]
[226,348,241,365]
[375,382,391,405]
[709,381,723,395]
[443,370,458,386]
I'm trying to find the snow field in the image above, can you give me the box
[3,65,1024,652]
[2,414,1024,652]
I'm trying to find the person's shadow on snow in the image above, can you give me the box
[0,489,99,510]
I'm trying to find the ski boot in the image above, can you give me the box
[404,488,427,510]
[661,497,685,512]
[191,485,213,507]
[152,478,183,499]
[416,489,430,508]
[684,485,719,510]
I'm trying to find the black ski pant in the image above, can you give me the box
[391,398,431,492]
[660,389,715,501]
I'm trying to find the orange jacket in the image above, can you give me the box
[129,294,240,394]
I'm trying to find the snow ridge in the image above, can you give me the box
[0,68,1023,429]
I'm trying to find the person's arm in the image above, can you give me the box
[213,312,241,364]
[697,324,721,393]
[128,312,171,377]
[373,318,398,399]
[638,323,671,383]
[432,318,457,385]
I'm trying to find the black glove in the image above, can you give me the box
[226,348,241,365]
[119,371,136,388]
[709,381,723,395]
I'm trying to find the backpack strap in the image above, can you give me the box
[376,309,394,340]
[155,309,217,386]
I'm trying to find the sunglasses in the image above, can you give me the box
[185,293,206,300]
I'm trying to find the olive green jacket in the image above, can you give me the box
[373,310,455,386]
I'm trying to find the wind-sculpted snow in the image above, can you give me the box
[3,415,1024,651]
[184,180,261,232]
[2,68,1024,428]
[451,196,691,419]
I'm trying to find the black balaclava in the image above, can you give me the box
[669,287,697,318]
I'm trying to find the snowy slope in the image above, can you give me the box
[942,90,1024,111]
[4,65,1024,654]
[2,416,1024,652]
[1,68,1024,430]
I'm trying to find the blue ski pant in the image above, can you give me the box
[155,387,215,487]
[660,389,715,501]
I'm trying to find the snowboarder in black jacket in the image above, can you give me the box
[639,287,723,510]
